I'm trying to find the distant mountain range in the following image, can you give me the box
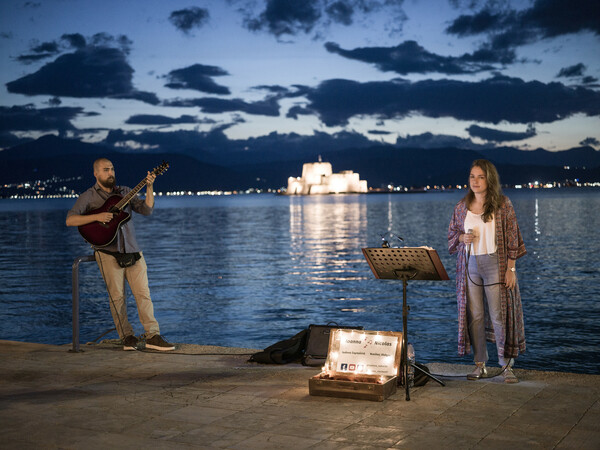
[1,134,599,195]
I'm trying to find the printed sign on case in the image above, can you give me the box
[335,332,399,376]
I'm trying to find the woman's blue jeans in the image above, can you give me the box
[466,252,507,366]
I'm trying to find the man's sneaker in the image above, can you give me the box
[145,335,175,351]
[122,335,138,351]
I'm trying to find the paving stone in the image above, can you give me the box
[1,339,599,449]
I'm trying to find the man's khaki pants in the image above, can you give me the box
[95,251,160,339]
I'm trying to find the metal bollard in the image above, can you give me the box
[70,255,95,353]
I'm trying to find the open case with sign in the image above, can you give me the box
[308,329,402,402]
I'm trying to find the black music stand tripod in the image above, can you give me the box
[362,247,449,401]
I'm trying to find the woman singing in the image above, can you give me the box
[448,159,526,383]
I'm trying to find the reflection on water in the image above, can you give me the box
[289,196,368,288]
[0,190,599,374]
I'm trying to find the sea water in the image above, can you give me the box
[0,189,598,374]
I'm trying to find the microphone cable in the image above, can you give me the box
[428,357,516,380]
[464,229,514,290]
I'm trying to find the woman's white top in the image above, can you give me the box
[464,210,497,255]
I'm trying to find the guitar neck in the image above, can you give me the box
[111,161,168,211]
[114,177,148,211]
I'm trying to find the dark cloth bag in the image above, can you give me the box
[248,329,308,364]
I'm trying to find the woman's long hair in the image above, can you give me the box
[463,159,503,222]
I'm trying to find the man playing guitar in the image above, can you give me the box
[66,158,174,351]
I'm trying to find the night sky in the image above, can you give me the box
[1,0,599,158]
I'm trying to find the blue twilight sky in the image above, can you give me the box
[1,0,599,155]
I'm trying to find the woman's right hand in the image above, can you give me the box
[463,231,474,245]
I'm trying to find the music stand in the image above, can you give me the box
[362,247,449,401]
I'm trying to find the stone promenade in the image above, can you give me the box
[1,340,599,449]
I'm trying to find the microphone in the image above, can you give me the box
[381,232,404,248]
[380,233,390,248]
[466,229,473,257]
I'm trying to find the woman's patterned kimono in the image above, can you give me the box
[448,196,527,358]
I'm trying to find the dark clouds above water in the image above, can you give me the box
[0,104,95,133]
[1,0,599,153]
[125,114,211,126]
[324,40,501,75]
[446,0,600,50]
[165,96,281,117]
[240,0,408,37]
[169,7,210,34]
[7,45,158,104]
[466,124,537,143]
[298,75,600,127]
[164,64,231,95]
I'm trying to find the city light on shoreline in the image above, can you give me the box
[3,181,599,200]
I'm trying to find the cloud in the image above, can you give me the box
[165,96,281,117]
[31,41,59,54]
[523,0,600,39]
[579,137,599,148]
[286,104,312,120]
[240,0,408,38]
[300,75,600,126]
[325,1,354,26]
[325,40,500,75]
[556,63,587,78]
[61,33,87,49]
[581,76,599,86]
[252,84,291,94]
[89,33,132,54]
[245,0,321,36]
[125,114,213,125]
[43,97,62,107]
[395,131,484,150]
[16,52,56,64]
[165,64,231,95]
[169,7,210,34]
[447,0,600,52]
[446,9,514,36]
[15,40,61,64]
[15,33,89,64]
[0,104,90,133]
[554,64,599,87]
[466,124,537,142]
[368,129,392,135]
[102,126,377,163]
[6,46,159,104]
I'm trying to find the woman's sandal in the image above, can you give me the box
[467,362,487,380]
[503,367,519,383]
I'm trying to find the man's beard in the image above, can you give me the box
[99,177,116,189]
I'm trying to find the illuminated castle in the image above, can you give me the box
[286,156,368,195]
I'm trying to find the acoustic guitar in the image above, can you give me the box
[78,161,169,247]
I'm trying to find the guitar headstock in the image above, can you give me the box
[152,160,170,176]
